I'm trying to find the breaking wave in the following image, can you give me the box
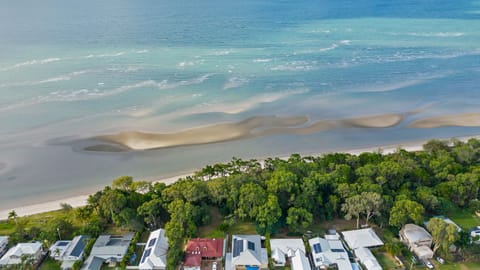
[0,74,211,112]
[223,77,250,90]
[0,58,61,71]
[271,61,318,72]
[176,88,309,115]
[84,52,126,58]
[407,32,465,37]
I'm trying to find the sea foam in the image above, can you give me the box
[0,57,61,71]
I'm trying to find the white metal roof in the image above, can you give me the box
[0,242,42,265]
[309,237,352,270]
[354,247,382,270]
[270,238,306,254]
[139,228,168,270]
[291,249,311,270]
[342,228,384,249]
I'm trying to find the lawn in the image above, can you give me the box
[374,252,402,270]
[39,257,61,270]
[103,225,132,236]
[304,218,357,238]
[448,209,480,230]
[425,262,480,270]
[0,208,84,236]
[0,221,15,235]
[228,221,256,235]
[198,207,225,238]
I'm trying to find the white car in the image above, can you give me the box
[436,257,445,264]
[425,261,434,269]
[212,261,217,270]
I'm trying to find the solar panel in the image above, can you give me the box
[233,239,244,257]
[70,237,86,257]
[148,238,157,247]
[313,243,322,254]
[331,249,344,253]
[247,241,255,251]
[57,241,69,246]
[141,248,152,264]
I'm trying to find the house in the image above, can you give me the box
[82,233,134,270]
[139,229,169,270]
[0,242,43,267]
[341,228,383,270]
[353,248,382,270]
[309,233,353,270]
[0,236,8,258]
[400,224,434,260]
[50,240,72,260]
[225,235,268,270]
[341,228,384,250]
[290,249,311,270]
[50,235,89,270]
[82,256,104,270]
[269,238,305,266]
[184,238,224,270]
[424,216,463,232]
[90,233,134,262]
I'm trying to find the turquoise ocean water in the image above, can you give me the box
[1,0,480,208]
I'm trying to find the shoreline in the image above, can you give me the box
[1,134,479,220]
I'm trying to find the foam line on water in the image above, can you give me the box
[0,74,211,112]
[0,58,61,71]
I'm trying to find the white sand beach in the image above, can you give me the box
[0,173,191,220]
[2,135,479,220]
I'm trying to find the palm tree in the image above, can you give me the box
[8,210,18,225]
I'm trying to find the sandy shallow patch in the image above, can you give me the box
[79,113,407,152]
[409,113,480,128]
[94,115,309,150]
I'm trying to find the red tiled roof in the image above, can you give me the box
[184,253,202,267]
[185,238,224,258]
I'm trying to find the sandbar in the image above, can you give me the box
[409,112,480,128]
[84,113,406,152]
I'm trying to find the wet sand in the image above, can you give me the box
[410,112,480,128]
[93,115,309,150]
[85,113,406,152]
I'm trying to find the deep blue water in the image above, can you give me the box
[1,0,480,208]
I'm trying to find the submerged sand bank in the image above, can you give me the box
[410,112,480,128]
[85,113,406,152]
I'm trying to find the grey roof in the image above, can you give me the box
[93,233,134,248]
[83,256,104,270]
[402,224,432,243]
[90,233,134,259]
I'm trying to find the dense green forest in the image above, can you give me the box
[5,138,480,269]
